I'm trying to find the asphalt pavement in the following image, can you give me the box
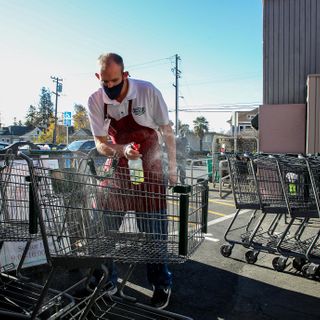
[115,182,320,320]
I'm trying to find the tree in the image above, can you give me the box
[37,87,54,128]
[178,120,190,136]
[25,105,38,126]
[193,116,209,152]
[36,120,66,144]
[73,104,90,130]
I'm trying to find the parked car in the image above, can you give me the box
[64,140,96,153]
[35,143,59,150]
[57,143,67,150]
[0,142,9,150]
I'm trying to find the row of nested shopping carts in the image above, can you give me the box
[0,143,209,319]
[220,153,320,279]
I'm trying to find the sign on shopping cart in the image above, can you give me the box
[0,159,68,270]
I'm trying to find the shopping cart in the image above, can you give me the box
[0,270,75,319]
[20,151,208,319]
[0,146,76,319]
[240,154,310,269]
[221,153,320,276]
[0,148,41,275]
[304,157,320,276]
[275,156,320,277]
[220,154,262,259]
[220,154,297,267]
[60,291,193,320]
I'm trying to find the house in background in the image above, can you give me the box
[227,108,258,135]
[0,125,42,144]
[19,127,43,142]
[70,128,93,142]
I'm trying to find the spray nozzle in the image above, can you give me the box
[131,143,139,151]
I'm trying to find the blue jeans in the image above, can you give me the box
[94,209,172,289]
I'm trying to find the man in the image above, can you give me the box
[87,53,177,309]
[176,132,189,184]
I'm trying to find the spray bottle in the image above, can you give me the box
[128,143,144,185]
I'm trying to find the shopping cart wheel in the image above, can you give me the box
[292,257,307,272]
[301,263,319,279]
[220,244,233,257]
[244,250,258,264]
[272,256,287,272]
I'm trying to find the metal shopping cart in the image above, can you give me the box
[275,156,320,278]
[221,153,320,277]
[220,154,262,259]
[0,146,75,319]
[60,291,193,320]
[239,155,293,268]
[304,156,320,277]
[20,151,208,319]
[0,148,42,274]
[220,154,300,267]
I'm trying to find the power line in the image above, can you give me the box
[127,56,173,69]
[168,102,260,113]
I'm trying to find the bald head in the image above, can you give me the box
[98,53,124,72]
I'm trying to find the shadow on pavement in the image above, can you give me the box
[118,260,320,320]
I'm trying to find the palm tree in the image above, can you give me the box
[178,120,190,136]
[193,116,209,152]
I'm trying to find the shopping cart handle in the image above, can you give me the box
[172,185,191,193]
[2,142,40,155]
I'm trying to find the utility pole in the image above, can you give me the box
[172,54,181,135]
[51,76,63,144]
[233,111,238,153]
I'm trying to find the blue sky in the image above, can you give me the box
[0,0,262,132]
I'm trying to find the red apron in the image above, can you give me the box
[101,100,166,213]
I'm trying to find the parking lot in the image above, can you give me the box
[115,171,320,320]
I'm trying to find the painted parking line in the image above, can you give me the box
[208,210,225,217]
[207,209,251,226]
[205,236,220,242]
[209,199,235,207]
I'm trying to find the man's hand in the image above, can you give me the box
[124,143,142,160]
[168,168,178,185]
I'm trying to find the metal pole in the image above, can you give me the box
[175,54,179,135]
[53,82,58,144]
[66,125,69,145]
[233,111,238,153]
[173,54,181,135]
[51,76,63,144]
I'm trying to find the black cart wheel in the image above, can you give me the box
[272,256,286,272]
[301,264,311,278]
[292,257,307,272]
[245,250,258,264]
[220,244,233,257]
[301,263,318,279]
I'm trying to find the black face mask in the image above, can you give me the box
[103,80,124,100]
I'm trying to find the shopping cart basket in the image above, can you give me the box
[304,157,320,275]
[0,146,75,319]
[60,290,193,320]
[20,152,208,319]
[0,149,42,275]
[220,154,262,258]
[0,270,75,319]
[238,155,294,268]
[275,156,320,278]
